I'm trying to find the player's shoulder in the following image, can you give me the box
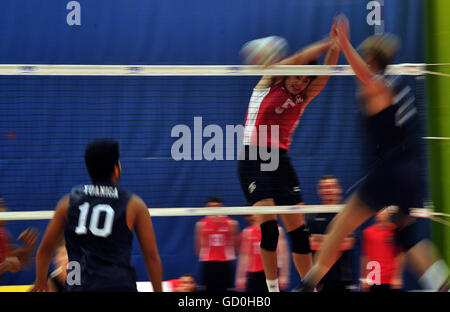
[58,193,71,204]
[254,77,283,91]
[384,74,412,94]
[385,74,405,86]
[243,225,256,235]
[54,193,71,219]
[197,216,209,225]
[126,193,147,211]
[68,184,85,198]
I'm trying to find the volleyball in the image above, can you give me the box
[240,36,290,65]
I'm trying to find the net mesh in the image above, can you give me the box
[0,67,428,214]
[0,64,435,288]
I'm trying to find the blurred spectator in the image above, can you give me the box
[235,215,290,292]
[360,208,405,292]
[194,196,239,292]
[306,175,356,292]
[0,198,39,276]
[176,273,198,292]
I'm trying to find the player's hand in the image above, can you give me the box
[335,14,350,42]
[18,227,39,251]
[330,22,338,38]
[30,280,48,292]
[16,228,39,267]
[4,256,21,273]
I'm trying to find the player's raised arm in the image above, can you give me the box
[304,23,341,101]
[278,38,334,67]
[255,37,335,90]
[335,15,379,88]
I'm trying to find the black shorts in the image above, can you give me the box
[246,271,268,292]
[200,261,234,292]
[357,155,424,215]
[238,146,302,206]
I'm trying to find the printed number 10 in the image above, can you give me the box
[75,202,115,237]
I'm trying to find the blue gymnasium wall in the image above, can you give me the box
[0,0,426,289]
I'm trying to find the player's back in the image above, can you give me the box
[364,75,421,163]
[64,183,137,292]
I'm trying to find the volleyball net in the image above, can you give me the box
[0,63,435,216]
[1,63,450,290]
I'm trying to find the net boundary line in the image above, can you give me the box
[0,205,446,221]
[0,63,426,76]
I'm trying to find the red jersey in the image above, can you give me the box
[240,224,283,273]
[198,216,236,262]
[241,225,264,272]
[243,83,309,151]
[166,279,181,292]
[0,227,9,263]
[362,224,398,284]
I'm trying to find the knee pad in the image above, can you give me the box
[288,225,311,254]
[260,220,279,252]
[396,220,423,251]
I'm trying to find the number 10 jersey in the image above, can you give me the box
[64,183,137,292]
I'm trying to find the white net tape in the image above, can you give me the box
[0,205,446,221]
[0,63,425,76]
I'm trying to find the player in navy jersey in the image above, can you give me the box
[238,21,341,292]
[32,139,163,292]
[297,15,449,292]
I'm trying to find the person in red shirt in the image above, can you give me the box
[360,208,405,292]
[235,215,290,292]
[0,198,39,276]
[194,196,239,292]
[176,273,198,292]
[238,21,341,292]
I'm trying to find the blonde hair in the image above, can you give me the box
[357,34,400,69]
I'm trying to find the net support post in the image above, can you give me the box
[425,0,450,264]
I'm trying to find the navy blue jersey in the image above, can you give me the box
[364,75,421,162]
[64,183,137,292]
[356,75,425,213]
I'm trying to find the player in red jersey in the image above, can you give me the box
[360,209,405,292]
[238,22,340,292]
[235,215,290,292]
[194,196,239,292]
[0,198,39,276]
